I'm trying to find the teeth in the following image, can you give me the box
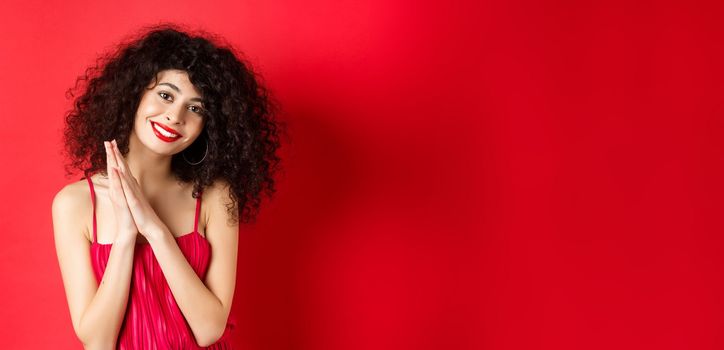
[153,123,179,138]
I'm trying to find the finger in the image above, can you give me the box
[115,164,140,208]
[106,145,117,198]
[106,140,119,170]
[111,139,130,176]
[111,141,142,195]
[104,141,113,178]
[115,165,144,229]
[115,167,138,217]
[109,166,127,204]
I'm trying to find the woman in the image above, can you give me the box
[52,24,284,349]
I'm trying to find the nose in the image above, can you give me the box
[164,103,186,124]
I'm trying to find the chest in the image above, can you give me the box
[87,184,205,244]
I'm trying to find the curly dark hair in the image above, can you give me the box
[61,23,286,224]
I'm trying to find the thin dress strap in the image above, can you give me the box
[194,191,203,233]
[85,175,97,244]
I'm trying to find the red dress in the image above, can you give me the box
[85,175,236,349]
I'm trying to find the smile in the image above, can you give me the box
[151,121,182,142]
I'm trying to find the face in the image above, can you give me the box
[131,69,205,155]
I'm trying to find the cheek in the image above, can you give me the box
[138,98,163,116]
[189,119,205,135]
[135,98,160,126]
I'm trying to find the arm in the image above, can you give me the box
[53,184,136,349]
[146,180,239,347]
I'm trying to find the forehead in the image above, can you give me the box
[148,69,202,97]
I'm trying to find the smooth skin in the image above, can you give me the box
[53,69,239,349]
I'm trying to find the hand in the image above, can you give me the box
[108,139,169,241]
[104,140,138,243]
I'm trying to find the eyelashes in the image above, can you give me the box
[158,92,205,115]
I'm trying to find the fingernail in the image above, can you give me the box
[112,139,117,146]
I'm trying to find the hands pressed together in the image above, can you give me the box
[105,139,167,244]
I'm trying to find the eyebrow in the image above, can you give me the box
[158,82,204,103]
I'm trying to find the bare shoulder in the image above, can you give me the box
[52,178,92,243]
[204,179,234,211]
[204,178,232,199]
[52,178,90,210]
[203,179,236,228]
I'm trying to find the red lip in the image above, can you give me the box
[151,121,182,142]
[151,121,182,137]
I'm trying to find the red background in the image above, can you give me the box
[1,0,722,349]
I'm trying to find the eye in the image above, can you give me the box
[158,90,203,115]
[158,92,172,101]
[189,105,204,115]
